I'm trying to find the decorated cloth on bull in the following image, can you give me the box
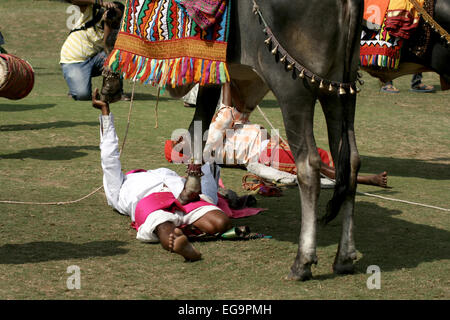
[175,0,227,30]
[105,0,231,88]
[362,0,390,30]
[360,16,404,69]
[360,0,424,69]
[385,0,424,39]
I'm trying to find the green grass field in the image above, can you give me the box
[0,0,449,300]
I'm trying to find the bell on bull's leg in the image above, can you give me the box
[100,68,123,103]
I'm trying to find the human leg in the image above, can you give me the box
[192,209,231,235]
[91,51,107,77]
[61,62,92,100]
[411,73,423,88]
[321,162,389,188]
[380,80,399,93]
[410,73,435,93]
[155,221,202,261]
[357,171,389,188]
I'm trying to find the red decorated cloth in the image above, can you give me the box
[176,0,228,29]
[385,0,423,40]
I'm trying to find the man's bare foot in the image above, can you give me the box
[169,228,202,261]
[370,171,390,188]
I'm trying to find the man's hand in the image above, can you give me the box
[92,88,110,115]
[100,0,117,10]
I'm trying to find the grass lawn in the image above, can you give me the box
[0,0,448,300]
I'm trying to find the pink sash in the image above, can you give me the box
[126,169,147,175]
[127,169,265,231]
[133,191,212,231]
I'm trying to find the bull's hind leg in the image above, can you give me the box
[275,91,321,281]
[320,94,360,274]
[332,126,359,274]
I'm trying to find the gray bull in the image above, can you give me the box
[170,0,364,281]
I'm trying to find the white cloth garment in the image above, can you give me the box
[99,113,221,242]
[246,162,336,188]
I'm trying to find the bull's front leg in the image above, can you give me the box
[179,85,222,205]
[178,163,203,205]
[278,95,320,281]
[286,149,321,281]
[100,68,122,103]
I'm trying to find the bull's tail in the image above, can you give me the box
[320,96,351,225]
[320,0,362,225]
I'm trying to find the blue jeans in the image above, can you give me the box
[411,73,423,88]
[61,51,106,101]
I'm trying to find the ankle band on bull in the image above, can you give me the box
[102,69,121,80]
[186,160,203,177]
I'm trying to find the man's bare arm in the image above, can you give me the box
[92,88,110,116]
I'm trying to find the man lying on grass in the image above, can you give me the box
[92,88,231,261]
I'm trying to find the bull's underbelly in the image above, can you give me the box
[362,62,432,82]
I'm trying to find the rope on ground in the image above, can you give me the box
[356,191,450,212]
[0,81,137,206]
[255,104,450,212]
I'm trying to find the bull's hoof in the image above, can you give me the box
[333,261,355,274]
[333,251,357,274]
[286,259,316,281]
[285,268,313,281]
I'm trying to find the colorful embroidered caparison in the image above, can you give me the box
[360,0,425,69]
[360,16,404,69]
[105,0,230,88]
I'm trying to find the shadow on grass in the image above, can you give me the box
[0,104,55,112]
[0,145,98,160]
[0,241,128,264]
[361,155,450,181]
[0,121,98,131]
[245,188,450,274]
[350,201,450,273]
